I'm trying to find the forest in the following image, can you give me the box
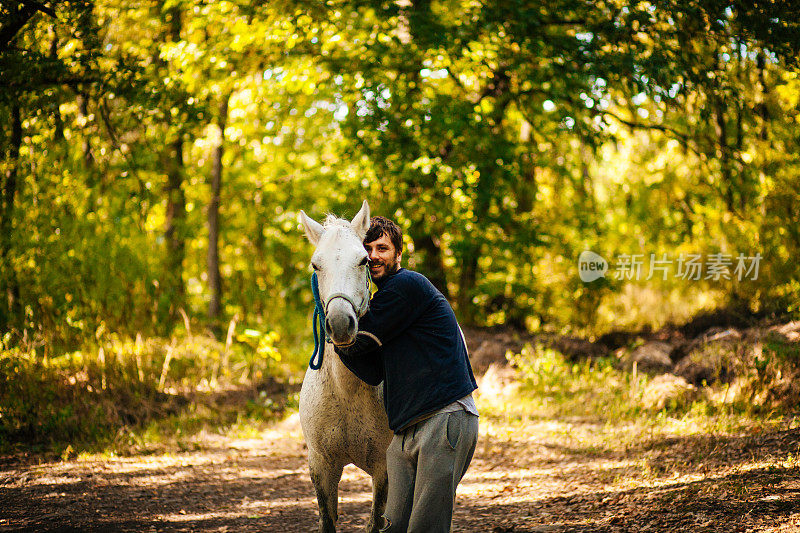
[1,1,800,531]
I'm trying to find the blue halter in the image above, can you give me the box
[309,272,327,370]
[308,270,372,370]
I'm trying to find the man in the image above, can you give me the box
[334,216,479,533]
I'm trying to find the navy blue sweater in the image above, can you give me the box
[334,268,477,433]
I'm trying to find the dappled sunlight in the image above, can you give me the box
[2,0,800,530]
[594,284,726,335]
[3,362,800,531]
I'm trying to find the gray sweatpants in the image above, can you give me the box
[380,409,479,532]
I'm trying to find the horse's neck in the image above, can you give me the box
[322,343,366,394]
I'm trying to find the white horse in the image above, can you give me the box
[298,200,392,533]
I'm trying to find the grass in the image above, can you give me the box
[0,327,304,459]
[472,341,800,511]
[4,319,798,463]
[483,342,800,456]
[126,387,301,454]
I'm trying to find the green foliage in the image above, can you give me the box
[1,0,799,452]
[502,341,797,453]
[507,344,647,421]
[2,0,799,341]
[507,330,800,427]
[0,327,292,456]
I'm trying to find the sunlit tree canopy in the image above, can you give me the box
[1,0,799,350]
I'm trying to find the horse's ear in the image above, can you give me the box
[350,200,370,239]
[299,210,324,246]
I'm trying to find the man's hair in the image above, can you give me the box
[364,216,403,253]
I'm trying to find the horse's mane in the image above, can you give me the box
[323,214,351,230]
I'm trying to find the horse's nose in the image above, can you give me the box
[325,314,357,344]
[325,301,358,345]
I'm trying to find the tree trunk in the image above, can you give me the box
[77,93,94,169]
[756,52,770,141]
[162,4,186,320]
[713,96,735,213]
[710,49,737,214]
[410,231,450,299]
[164,138,186,306]
[1,104,21,230]
[208,94,229,327]
[454,68,509,324]
[516,155,536,214]
[456,247,479,324]
[0,101,22,330]
[50,28,64,142]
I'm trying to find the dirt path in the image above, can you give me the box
[2,372,800,532]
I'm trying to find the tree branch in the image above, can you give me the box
[3,76,101,90]
[12,0,57,18]
[600,109,691,144]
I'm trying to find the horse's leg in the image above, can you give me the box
[366,462,389,533]
[309,452,343,533]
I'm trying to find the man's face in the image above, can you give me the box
[364,233,401,281]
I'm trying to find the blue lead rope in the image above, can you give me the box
[310,272,326,370]
[309,269,372,370]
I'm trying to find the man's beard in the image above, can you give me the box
[369,257,399,281]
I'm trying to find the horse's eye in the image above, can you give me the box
[311,262,321,271]
[358,257,368,267]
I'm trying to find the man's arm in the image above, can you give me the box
[336,347,384,385]
[334,283,424,358]
[334,331,382,357]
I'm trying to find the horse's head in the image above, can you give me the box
[299,200,371,346]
